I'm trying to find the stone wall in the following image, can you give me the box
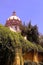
[33,51,38,63]
[38,52,43,62]
[23,51,34,62]
[13,49,43,65]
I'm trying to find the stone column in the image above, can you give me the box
[13,48,23,65]
[33,50,38,63]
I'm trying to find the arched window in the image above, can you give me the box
[12,26,17,30]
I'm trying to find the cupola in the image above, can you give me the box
[5,11,22,32]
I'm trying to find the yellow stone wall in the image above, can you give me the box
[23,51,34,62]
[33,51,38,63]
[13,50,43,65]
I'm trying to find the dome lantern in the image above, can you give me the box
[12,11,16,16]
[7,11,20,21]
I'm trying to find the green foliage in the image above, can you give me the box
[20,24,27,36]
[39,35,43,47]
[27,22,39,43]
[21,22,39,44]
[0,24,43,65]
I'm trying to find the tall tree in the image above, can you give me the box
[31,25,39,43]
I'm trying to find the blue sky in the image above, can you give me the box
[0,0,43,34]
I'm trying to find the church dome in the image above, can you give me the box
[5,11,22,26]
[8,12,20,21]
[5,11,22,32]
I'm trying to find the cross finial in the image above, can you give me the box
[12,11,16,16]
